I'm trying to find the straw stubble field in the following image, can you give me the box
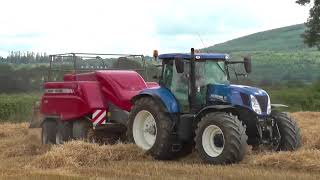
[0,112,320,180]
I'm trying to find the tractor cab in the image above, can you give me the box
[159,53,229,112]
[157,51,250,113]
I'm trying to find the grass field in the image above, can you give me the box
[0,112,319,180]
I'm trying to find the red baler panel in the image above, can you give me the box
[41,95,89,120]
[78,82,106,109]
[41,70,151,120]
[146,82,159,88]
[41,81,106,121]
[64,72,97,81]
[44,81,78,89]
[96,70,148,111]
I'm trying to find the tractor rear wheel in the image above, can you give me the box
[128,97,176,160]
[272,111,301,151]
[195,112,248,164]
[41,119,57,145]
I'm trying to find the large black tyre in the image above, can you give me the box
[127,97,176,160]
[195,112,248,164]
[272,111,301,151]
[176,141,194,158]
[72,119,90,140]
[56,120,73,144]
[41,119,57,144]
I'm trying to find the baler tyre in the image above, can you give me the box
[195,112,248,164]
[128,97,176,160]
[272,111,301,151]
[41,119,57,145]
[56,121,73,144]
[73,119,90,140]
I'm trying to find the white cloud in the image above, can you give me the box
[0,0,310,57]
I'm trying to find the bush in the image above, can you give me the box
[0,94,39,122]
[267,82,320,111]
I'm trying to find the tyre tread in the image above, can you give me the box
[127,97,176,160]
[272,112,301,151]
[195,112,248,164]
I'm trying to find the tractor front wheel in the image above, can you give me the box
[195,112,248,164]
[128,97,176,160]
[272,111,301,151]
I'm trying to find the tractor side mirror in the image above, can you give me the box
[175,57,184,73]
[244,56,252,73]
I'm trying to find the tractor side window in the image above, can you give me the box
[160,61,173,88]
[194,62,207,106]
[160,60,189,112]
[171,60,190,112]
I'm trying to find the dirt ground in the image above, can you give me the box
[0,112,320,180]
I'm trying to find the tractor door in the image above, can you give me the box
[160,60,190,112]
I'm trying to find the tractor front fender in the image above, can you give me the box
[131,87,180,113]
[196,105,236,120]
[271,104,288,109]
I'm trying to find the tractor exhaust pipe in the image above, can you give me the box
[190,48,197,113]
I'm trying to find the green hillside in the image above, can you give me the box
[205,24,311,52]
[201,24,320,86]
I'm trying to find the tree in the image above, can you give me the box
[296,0,320,49]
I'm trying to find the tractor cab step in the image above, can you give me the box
[172,143,182,152]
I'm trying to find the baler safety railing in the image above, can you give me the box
[47,53,147,82]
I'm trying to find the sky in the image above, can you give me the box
[0,0,311,57]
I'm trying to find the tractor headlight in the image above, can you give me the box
[267,95,271,114]
[250,95,262,114]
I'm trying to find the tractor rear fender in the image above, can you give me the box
[131,87,180,113]
[131,88,180,139]
[131,93,172,113]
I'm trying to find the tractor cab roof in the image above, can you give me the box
[158,53,229,61]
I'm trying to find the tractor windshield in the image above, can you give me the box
[195,60,229,87]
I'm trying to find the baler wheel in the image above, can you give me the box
[41,119,57,144]
[73,119,90,140]
[56,121,73,144]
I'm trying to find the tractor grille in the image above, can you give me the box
[255,95,268,113]
[240,93,250,107]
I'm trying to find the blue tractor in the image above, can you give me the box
[127,48,301,164]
